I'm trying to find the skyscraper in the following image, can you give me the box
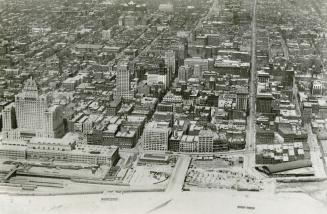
[102,29,111,41]
[44,105,65,138]
[2,104,16,132]
[2,78,65,140]
[165,50,176,87]
[210,0,223,16]
[15,78,49,130]
[236,91,249,111]
[115,62,132,99]
[257,93,274,113]
[178,65,192,82]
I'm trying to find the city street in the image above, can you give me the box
[245,0,258,169]
[306,124,327,177]
[2,0,327,213]
[165,155,191,193]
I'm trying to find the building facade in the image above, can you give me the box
[2,78,65,140]
[198,130,214,153]
[236,91,248,111]
[15,78,49,131]
[0,133,119,166]
[143,122,171,151]
[257,93,274,113]
[115,62,131,99]
[178,65,192,82]
[165,50,176,87]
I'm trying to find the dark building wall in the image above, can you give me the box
[257,97,272,113]
[168,138,180,152]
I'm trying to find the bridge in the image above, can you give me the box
[3,165,19,183]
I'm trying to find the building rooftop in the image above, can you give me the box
[116,130,136,138]
[105,124,119,133]
[73,144,118,156]
[29,132,78,146]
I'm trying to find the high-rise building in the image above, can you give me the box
[165,50,176,87]
[210,0,223,16]
[178,65,192,82]
[44,105,65,138]
[184,57,211,79]
[236,91,248,111]
[147,71,168,89]
[15,78,49,131]
[0,40,9,56]
[124,14,136,28]
[102,29,111,41]
[193,64,201,78]
[257,93,274,113]
[118,16,124,26]
[143,122,171,151]
[2,78,65,140]
[115,62,132,99]
[2,104,16,132]
[118,13,138,28]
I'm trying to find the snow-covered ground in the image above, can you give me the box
[0,190,326,214]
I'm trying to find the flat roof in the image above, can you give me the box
[140,153,169,162]
[73,144,118,156]
[0,140,27,151]
[105,124,119,133]
[75,44,103,49]
[262,159,312,174]
[116,130,136,138]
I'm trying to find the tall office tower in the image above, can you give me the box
[193,64,201,78]
[0,40,9,56]
[178,65,192,82]
[257,93,274,113]
[143,122,171,151]
[165,50,176,87]
[115,62,131,99]
[44,105,65,138]
[124,14,137,28]
[102,29,111,41]
[15,78,49,130]
[3,78,65,140]
[236,91,248,111]
[210,0,223,16]
[1,105,19,140]
[2,105,16,132]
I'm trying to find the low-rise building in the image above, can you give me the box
[0,133,119,166]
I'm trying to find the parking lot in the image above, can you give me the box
[127,165,172,187]
[185,156,262,191]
